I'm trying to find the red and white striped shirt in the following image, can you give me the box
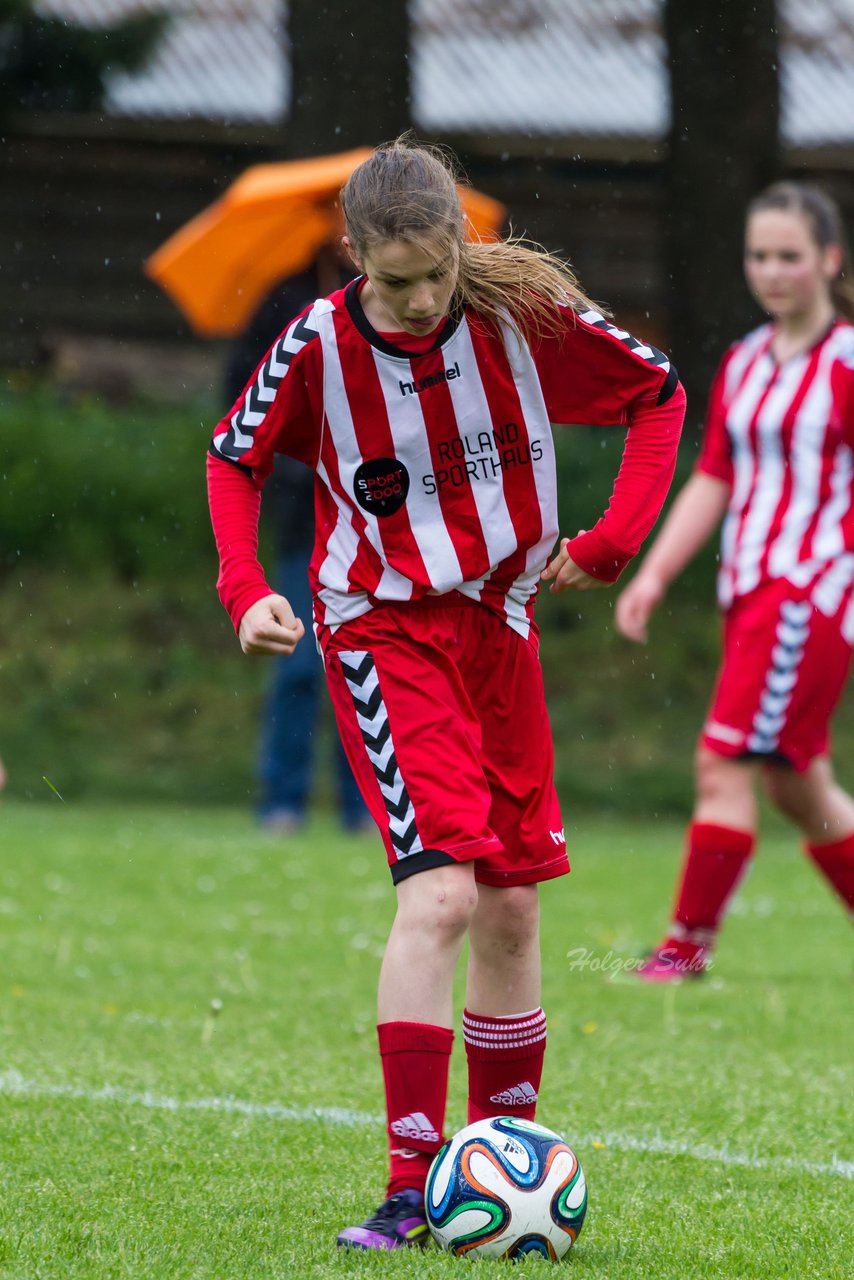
[208,280,684,641]
[697,319,854,630]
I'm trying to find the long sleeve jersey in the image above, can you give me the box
[208,279,685,643]
[697,318,854,622]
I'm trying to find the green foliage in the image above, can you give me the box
[541,426,722,815]
[0,0,168,115]
[2,384,852,815]
[1,383,213,580]
[0,803,851,1277]
[0,383,264,806]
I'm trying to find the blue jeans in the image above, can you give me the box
[256,554,367,826]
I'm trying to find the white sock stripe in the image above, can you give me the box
[463,1009,546,1032]
[463,1023,548,1041]
[460,1024,547,1044]
[463,1010,547,1046]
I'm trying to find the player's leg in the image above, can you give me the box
[455,610,565,1126]
[675,746,759,946]
[377,861,476,1184]
[635,592,778,981]
[640,584,854,978]
[762,756,854,918]
[379,861,478,1026]
[336,861,479,1251]
[324,604,502,1249]
[464,883,547,1123]
[757,590,854,920]
[635,748,759,981]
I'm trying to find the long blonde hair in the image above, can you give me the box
[747,181,854,321]
[339,136,606,338]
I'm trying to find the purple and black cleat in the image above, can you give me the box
[336,1188,429,1251]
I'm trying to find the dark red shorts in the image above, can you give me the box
[323,600,568,886]
[701,580,853,772]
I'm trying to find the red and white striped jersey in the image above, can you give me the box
[209,281,684,640]
[697,319,854,621]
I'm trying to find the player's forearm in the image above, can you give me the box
[206,453,272,631]
[567,381,686,582]
[636,470,731,588]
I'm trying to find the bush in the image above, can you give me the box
[0,384,266,805]
[1,385,214,580]
[4,384,850,816]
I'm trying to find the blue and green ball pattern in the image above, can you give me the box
[425,1116,588,1260]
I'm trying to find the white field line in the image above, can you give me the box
[1,1068,851,1181]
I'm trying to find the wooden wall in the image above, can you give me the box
[3,114,851,386]
[2,117,276,370]
[1,115,667,382]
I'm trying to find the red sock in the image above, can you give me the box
[463,1008,547,1125]
[806,832,854,915]
[671,822,756,944]
[378,1021,453,1197]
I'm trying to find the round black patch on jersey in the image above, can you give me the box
[353,457,410,517]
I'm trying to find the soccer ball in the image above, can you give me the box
[425,1115,587,1260]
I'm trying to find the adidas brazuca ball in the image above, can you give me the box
[425,1116,587,1260]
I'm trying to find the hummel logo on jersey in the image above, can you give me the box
[390,1112,440,1143]
[489,1081,538,1107]
[399,362,461,396]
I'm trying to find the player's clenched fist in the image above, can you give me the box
[238,593,305,656]
[541,535,608,593]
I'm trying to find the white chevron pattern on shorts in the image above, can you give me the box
[338,651,423,860]
[747,600,811,753]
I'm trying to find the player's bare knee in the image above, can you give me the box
[428,884,479,938]
[761,769,789,812]
[694,746,737,806]
[483,884,540,949]
[403,869,478,940]
[761,768,813,826]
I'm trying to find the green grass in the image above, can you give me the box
[0,801,851,1278]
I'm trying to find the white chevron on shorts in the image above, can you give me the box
[747,602,810,754]
[338,651,423,860]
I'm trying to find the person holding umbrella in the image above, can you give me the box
[222,242,369,833]
[207,136,685,1249]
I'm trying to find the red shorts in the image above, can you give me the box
[701,580,853,772]
[323,600,568,886]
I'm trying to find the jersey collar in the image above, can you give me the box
[344,277,460,357]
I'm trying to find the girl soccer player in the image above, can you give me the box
[207,137,684,1247]
[616,182,854,981]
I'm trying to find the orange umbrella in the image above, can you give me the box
[144,148,506,338]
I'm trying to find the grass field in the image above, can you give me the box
[0,800,851,1279]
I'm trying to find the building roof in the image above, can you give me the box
[35,0,854,147]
